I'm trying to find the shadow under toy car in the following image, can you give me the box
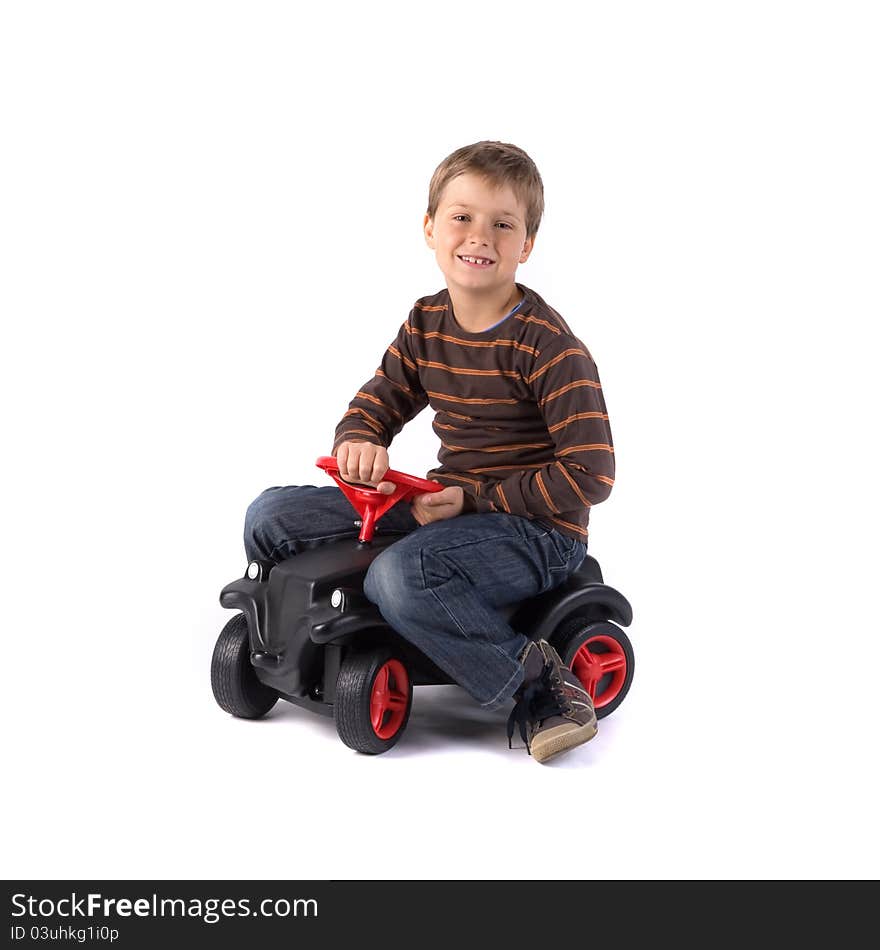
[211,456,635,754]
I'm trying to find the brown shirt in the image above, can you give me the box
[332,282,615,542]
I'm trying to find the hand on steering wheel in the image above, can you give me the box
[335,441,395,493]
[316,455,443,542]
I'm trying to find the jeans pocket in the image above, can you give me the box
[546,530,578,570]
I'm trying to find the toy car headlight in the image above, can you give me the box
[247,561,263,580]
[331,589,344,609]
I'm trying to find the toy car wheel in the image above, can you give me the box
[211,613,279,719]
[335,648,413,754]
[552,618,634,720]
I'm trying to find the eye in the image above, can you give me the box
[452,214,513,229]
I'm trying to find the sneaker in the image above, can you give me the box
[506,639,598,764]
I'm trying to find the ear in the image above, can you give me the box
[519,234,535,264]
[424,213,436,249]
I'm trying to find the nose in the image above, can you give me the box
[467,220,492,245]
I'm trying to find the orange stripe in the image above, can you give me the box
[355,390,403,421]
[495,484,511,512]
[554,461,591,507]
[535,470,559,513]
[342,408,383,434]
[389,345,417,373]
[406,325,538,355]
[558,444,614,456]
[417,358,520,378]
[335,428,382,442]
[545,515,589,539]
[470,463,547,473]
[429,471,484,491]
[375,369,418,398]
[596,474,615,488]
[526,348,591,384]
[515,313,560,334]
[539,379,602,406]
[426,390,518,406]
[547,411,609,433]
[413,303,448,312]
[442,440,554,454]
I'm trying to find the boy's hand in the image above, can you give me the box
[411,486,465,525]
[335,441,395,494]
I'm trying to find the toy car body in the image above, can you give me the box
[212,458,635,754]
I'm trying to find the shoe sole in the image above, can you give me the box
[531,719,598,764]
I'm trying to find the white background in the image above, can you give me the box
[2,1,878,881]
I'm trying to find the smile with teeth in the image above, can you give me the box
[459,255,495,266]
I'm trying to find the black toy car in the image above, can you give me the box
[211,456,634,754]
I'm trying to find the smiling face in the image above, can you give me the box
[424,172,535,302]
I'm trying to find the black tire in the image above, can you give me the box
[552,617,635,720]
[211,613,278,719]
[335,647,413,754]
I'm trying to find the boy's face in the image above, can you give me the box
[424,172,534,299]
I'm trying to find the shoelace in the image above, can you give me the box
[506,665,570,754]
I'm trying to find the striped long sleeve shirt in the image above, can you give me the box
[332,282,615,542]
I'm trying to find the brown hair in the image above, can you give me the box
[426,140,544,239]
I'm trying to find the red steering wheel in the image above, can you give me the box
[316,456,443,543]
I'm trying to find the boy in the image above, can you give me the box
[244,141,615,763]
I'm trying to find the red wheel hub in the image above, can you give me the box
[369,659,410,738]
[570,634,627,711]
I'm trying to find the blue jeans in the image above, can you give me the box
[243,486,588,710]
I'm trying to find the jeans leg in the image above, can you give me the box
[243,484,420,562]
[363,513,588,710]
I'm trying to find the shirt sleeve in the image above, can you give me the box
[469,336,615,518]
[332,314,429,452]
